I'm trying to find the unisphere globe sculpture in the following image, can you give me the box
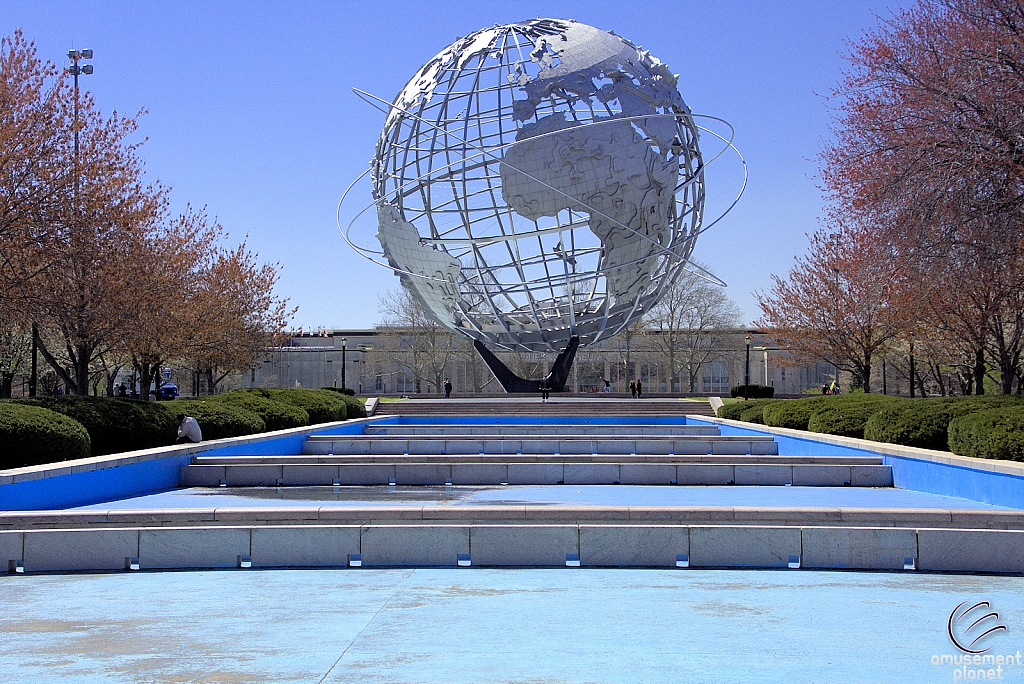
[367,18,705,355]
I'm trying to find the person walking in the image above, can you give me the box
[176,413,202,444]
[635,379,643,399]
[443,378,453,399]
[629,379,637,398]
[540,372,552,402]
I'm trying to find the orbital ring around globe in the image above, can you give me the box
[338,110,745,280]
[337,18,747,353]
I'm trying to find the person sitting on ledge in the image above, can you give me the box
[176,413,202,444]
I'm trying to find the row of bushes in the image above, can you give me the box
[0,388,365,470]
[729,384,775,399]
[718,394,1024,461]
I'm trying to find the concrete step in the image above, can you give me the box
[179,462,893,487]
[363,425,723,437]
[375,400,717,417]
[5,521,1023,572]
[193,454,885,466]
[301,435,779,456]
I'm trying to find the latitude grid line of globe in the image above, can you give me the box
[372,19,705,353]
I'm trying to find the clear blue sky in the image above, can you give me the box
[5,0,903,330]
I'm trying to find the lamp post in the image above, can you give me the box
[882,359,887,395]
[909,335,916,399]
[67,49,93,206]
[341,337,347,390]
[744,335,751,399]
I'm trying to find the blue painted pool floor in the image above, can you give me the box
[70,484,1016,510]
[3,568,1023,683]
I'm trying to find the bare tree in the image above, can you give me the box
[645,264,742,392]
[377,287,459,393]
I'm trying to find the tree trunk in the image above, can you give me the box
[0,372,12,399]
[139,364,152,401]
[974,349,986,395]
[861,358,871,393]
[36,336,77,394]
[998,354,1017,395]
[73,342,94,396]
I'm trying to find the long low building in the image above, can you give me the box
[246,328,837,396]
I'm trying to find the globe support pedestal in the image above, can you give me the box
[473,337,579,394]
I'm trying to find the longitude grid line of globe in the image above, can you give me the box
[339,107,743,286]
[337,19,747,352]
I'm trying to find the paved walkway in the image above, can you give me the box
[3,568,1023,683]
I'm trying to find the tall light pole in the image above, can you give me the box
[909,335,916,399]
[67,49,93,206]
[744,334,751,399]
[32,49,93,397]
[341,337,347,390]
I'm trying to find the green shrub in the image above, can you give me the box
[0,403,91,468]
[14,396,177,456]
[338,393,365,419]
[321,386,356,397]
[730,384,775,399]
[864,396,1024,451]
[762,394,884,431]
[214,391,309,430]
[739,400,780,424]
[948,406,1024,460]
[242,388,346,424]
[173,400,266,440]
[806,396,898,439]
[762,396,832,430]
[718,398,779,423]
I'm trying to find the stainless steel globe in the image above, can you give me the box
[361,18,709,353]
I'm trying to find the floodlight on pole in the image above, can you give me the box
[66,48,94,207]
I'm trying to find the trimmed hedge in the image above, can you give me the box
[242,388,346,424]
[739,401,779,424]
[173,400,266,441]
[14,396,177,456]
[320,386,365,417]
[762,394,891,431]
[949,406,1024,461]
[339,394,366,419]
[0,403,91,469]
[214,392,309,431]
[863,396,1020,451]
[718,399,779,423]
[321,386,356,397]
[762,396,832,430]
[730,384,775,399]
[806,396,898,439]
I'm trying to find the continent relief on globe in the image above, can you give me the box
[376,203,462,326]
[500,111,678,304]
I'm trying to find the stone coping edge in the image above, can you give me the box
[697,415,1024,478]
[0,415,384,485]
[2,505,1022,528]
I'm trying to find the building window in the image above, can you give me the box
[702,361,730,393]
